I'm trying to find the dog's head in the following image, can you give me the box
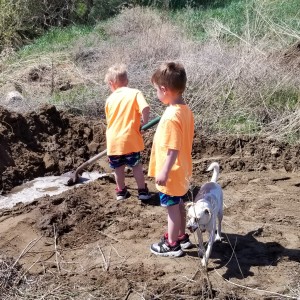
[186,201,212,232]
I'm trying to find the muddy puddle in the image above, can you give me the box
[0,171,111,209]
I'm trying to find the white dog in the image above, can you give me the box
[186,162,223,268]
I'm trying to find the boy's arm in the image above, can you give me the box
[156,149,178,186]
[105,101,109,122]
[141,106,150,127]
[136,91,150,127]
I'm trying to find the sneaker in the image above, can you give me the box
[150,240,183,257]
[138,183,151,200]
[116,186,131,201]
[162,233,193,249]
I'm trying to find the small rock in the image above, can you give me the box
[5,91,23,105]
[88,141,100,153]
[84,127,91,138]
[43,153,56,170]
[271,147,280,156]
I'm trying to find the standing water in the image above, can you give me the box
[0,172,110,209]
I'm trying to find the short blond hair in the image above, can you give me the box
[104,64,128,85]
[151,62,187,93]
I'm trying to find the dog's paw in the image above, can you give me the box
[201,257,208,268]
[215,235,223,242]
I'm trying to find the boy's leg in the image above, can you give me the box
[128,152,151,200]
[132,163,146,189]
[179,201,186,237]
[114,165,126,190]
[163,200,192,249]
[167,204,182,244]
[108,155,130,200]
[150,194,183,257]
[133,164,151,200]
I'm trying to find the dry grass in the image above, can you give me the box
[0,6,300,140]
[286,271,300,300]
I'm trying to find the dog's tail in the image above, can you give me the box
[207,162,220,183]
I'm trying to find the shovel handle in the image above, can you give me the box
[141,116,161,131]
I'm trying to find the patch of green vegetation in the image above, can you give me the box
[216,114,261,134]
[270,0,300,29]
[172,0,300,41]
[48,85,101,115]
[17,25,94,58]
[283,132,300,145]
[266,89,299,111]
[172,0,246,40]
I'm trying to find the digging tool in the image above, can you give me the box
[62,116,161,186]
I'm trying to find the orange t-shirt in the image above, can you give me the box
[105,87,149,155]
[148,104,194,196]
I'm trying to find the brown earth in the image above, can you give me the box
[0,105,107,193]
[0,106,300,299]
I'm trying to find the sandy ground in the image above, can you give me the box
[0,105,299,299]
[0,167,299,299]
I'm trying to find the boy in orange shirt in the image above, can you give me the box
[148,62,194,257]
[105,64,151,201]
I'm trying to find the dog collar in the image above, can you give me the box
[200,224,206,232]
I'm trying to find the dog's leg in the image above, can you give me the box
[202,219,216,268]
[196,229,205,258]
[215,194,224,242]
[215,211,223,242]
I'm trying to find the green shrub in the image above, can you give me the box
[18,25,93,57]
[49,85,103,116]
[0,0,76,51]
[266,89,299,111]
[216,114,261,134]
[172,0,300,41]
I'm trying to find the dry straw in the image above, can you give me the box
[1,6,299,139]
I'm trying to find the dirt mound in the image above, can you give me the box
[144,132,300,177]
[0,105,299,299]
[0,105,106,193]
[1,104,300,194]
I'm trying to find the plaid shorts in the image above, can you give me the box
[108,152,141,169]
[159,192,182,207]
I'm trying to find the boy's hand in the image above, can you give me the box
[156,149,178,186]
[155,171,168,186]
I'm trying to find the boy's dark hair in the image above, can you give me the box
[151,62,187,93]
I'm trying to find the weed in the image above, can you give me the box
[17,25,93,58]
[172,0,300,42]
[216,115,261,134]
[48,85,105,117]
[266,88,299,111]
[1,6,300,141]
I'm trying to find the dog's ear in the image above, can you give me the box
[204,209,210,215]
[186,202,194,208]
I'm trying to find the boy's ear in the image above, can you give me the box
[160,86,167,94]
[108,81,116,91]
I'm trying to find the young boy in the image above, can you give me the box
[104,64,151,201]
[148,62,194,257]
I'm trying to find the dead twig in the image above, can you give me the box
[124,288,132,300]
[11,236,43,269]
[96,230,120,243]
[53,224,61,273]
[14,255,41,285]
[97,244,110,271]
[214,269,298,299]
